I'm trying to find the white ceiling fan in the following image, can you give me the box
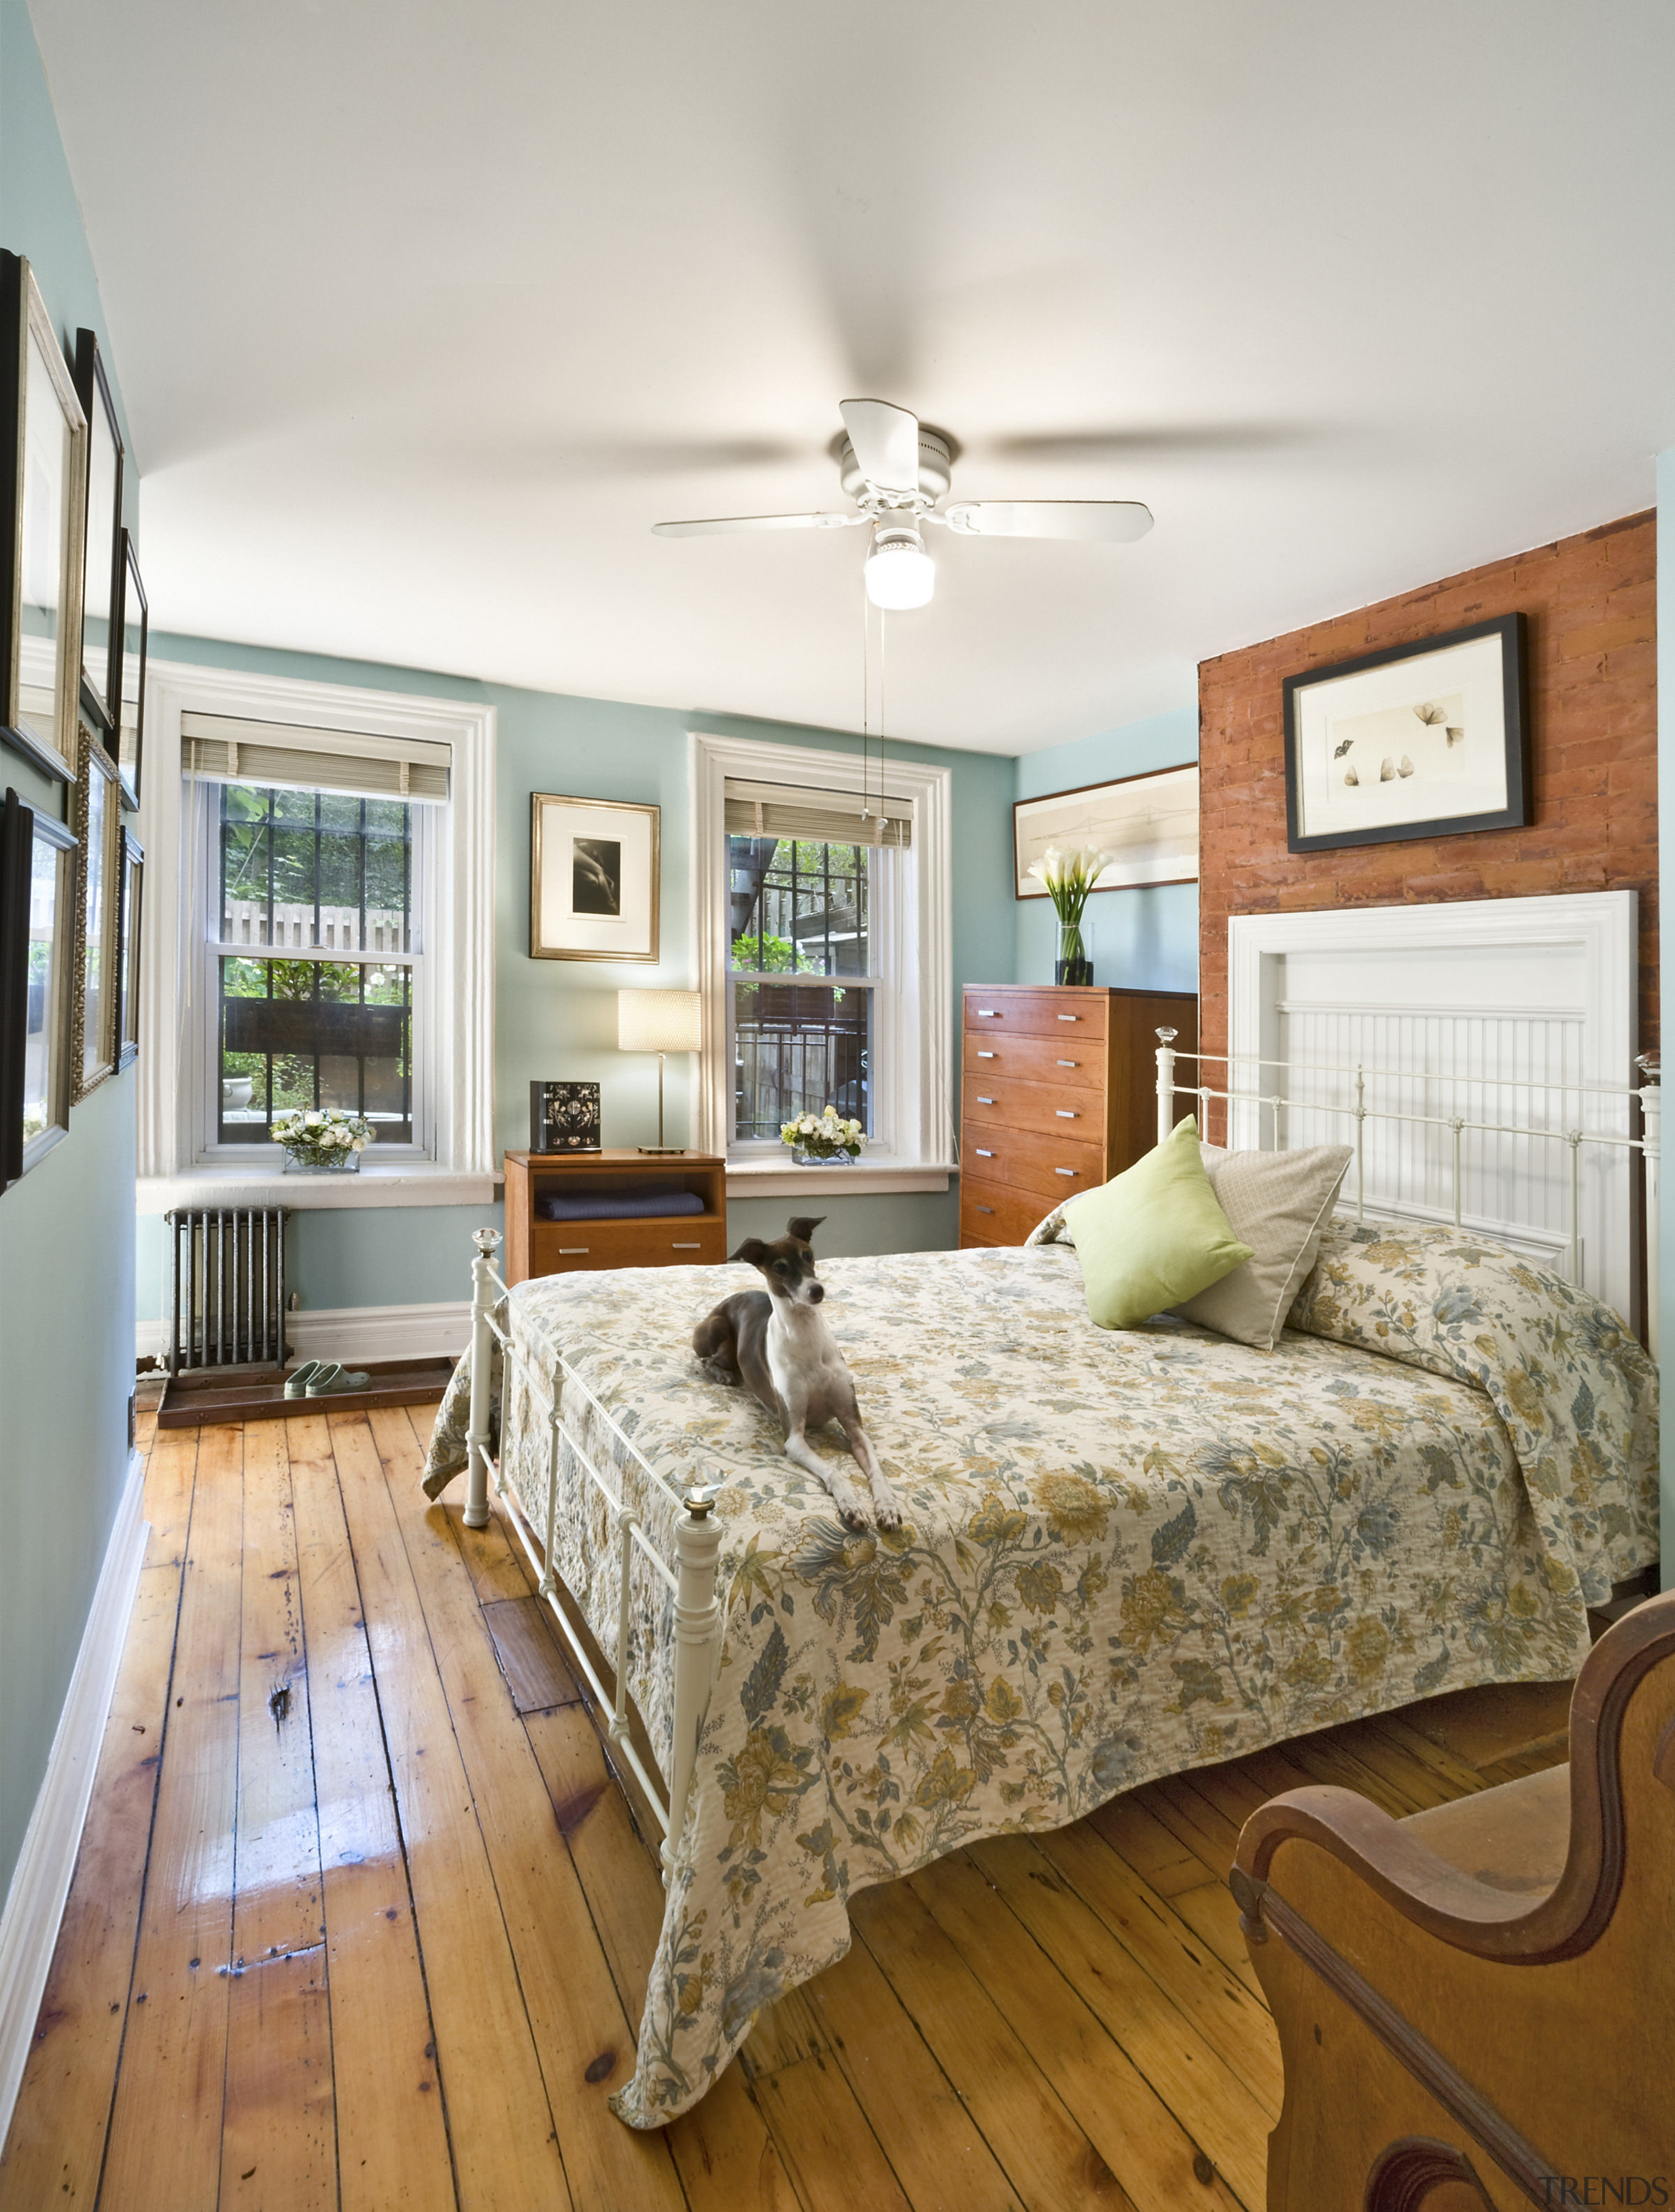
[652,398,1152,611]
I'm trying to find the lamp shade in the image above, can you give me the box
[618,989,702,1055]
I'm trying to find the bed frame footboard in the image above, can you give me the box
[461,1226,725,1878]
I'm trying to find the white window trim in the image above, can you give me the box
[688,730,955,1196]
[136,658,496,1213]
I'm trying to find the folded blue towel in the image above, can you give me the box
[536,1186,707,1222]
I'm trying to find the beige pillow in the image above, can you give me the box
[1173,1143,1354,1350]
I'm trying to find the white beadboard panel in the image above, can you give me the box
[1227,893,1640,1327]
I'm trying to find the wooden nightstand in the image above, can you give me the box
[501,1149,729,1287]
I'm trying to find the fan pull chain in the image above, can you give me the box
[860,572,869,821]
[859,586,887,836]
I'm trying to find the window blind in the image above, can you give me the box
[723,776,912,849]
[180,713,451,803]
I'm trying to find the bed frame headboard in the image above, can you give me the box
[1154,1031,1661,1357]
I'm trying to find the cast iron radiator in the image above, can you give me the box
[166,1207,289,1372]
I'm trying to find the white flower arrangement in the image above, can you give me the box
[273,1106,375,1169]
[1025,843,1113,980]
[779,1104,865,1162]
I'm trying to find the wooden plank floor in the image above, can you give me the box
[0,1404,1575,2212]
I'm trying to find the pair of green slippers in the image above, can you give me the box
[283,1359,372,1399]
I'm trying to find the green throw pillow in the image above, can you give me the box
[1064,1116,1255,1329]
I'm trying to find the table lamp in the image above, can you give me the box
[617,989,702,1155]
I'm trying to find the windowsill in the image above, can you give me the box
[137,1162,500,1214]
[724,1157,957,1198]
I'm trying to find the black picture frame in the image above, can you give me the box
[72,725,121,1098]
[0,253,87,786]
[113,529,146,808]
[531,1079,601,1152]
[72,327,123,737]
[0,785,77,1188]
[116,825,142,1069]
[1282,614,1530,854]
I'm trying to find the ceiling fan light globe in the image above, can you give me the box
[864,532,936,611]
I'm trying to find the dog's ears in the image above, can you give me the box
[730,1238,770,1268]
[786,1215,825,1246]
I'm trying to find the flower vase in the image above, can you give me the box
[1055,919,1093,987]
[283,1147,361,1174]
[791,1146,857,1166]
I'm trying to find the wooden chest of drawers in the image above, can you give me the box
[502,1149,728,1286]
[959,985,1198,1247]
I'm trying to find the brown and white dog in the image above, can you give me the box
[692,1215,901,1531]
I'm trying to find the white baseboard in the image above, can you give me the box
[0,1452,148,2147]
[137,1298,470,1368]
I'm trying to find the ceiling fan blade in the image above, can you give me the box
[839,398,921,496]
[943,500,1154,543]
[651,512,862,537]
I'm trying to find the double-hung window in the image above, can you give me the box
[183,714,450,1164]
[727,789,906,1144]
[692,735,953,1179]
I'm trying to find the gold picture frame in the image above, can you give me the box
[530,793,660,963]
[0,254,88,785]
[116,825,142,1069]
[71,724,120,1096]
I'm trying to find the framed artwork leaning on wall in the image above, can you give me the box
[72,724,121,1096]
[1014,762,1199,897]
[0,785,77,1186]
[531,793,660,962]
[0,255,88,786]
[1284,614,1530,853]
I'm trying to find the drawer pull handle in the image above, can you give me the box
[975,1205,995,1215]
[1057,1014,1080,1022]
[1056,1110,1079,1119]
[976,1050,996,1058]
[1057,1058,1080,1067]
[559,1246,590,1255]
[1054,1168,1078,1179]
[976,1096,995,1105]
[974,1148,994,1157]
[976,1008,1000,1017]
[672,1241,701,1249]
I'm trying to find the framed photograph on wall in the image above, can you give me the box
[73,327,122,734]
[1013,762,1199,897]
[116,825,142,1069]
[112,529,145,806]
[0,785,77,1187]
[1283,615,1530,853]
[531,793,660,962]
[72,724,121,1096]
[0,253,88,784]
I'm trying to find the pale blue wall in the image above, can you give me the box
[0,0,141,1901]
[1658,452,1671,1592]
[1013,708,1199,993]
[136,634,1019,1312]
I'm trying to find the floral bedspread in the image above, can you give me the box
[421,1223,1657,2126]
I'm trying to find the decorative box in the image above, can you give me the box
[531,1079,602,1153]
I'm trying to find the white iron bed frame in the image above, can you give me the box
[457,1039,1661,1878]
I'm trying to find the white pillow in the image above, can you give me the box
[1172,1144,1353,1350]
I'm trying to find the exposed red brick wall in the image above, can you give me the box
[1199,510,1657,1077]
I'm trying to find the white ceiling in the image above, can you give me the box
[29,0,1675,755]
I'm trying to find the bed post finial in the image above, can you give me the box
[663,1486,724,1884]
[1155,1028,1178,1147]
[464,1227,502,1531]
